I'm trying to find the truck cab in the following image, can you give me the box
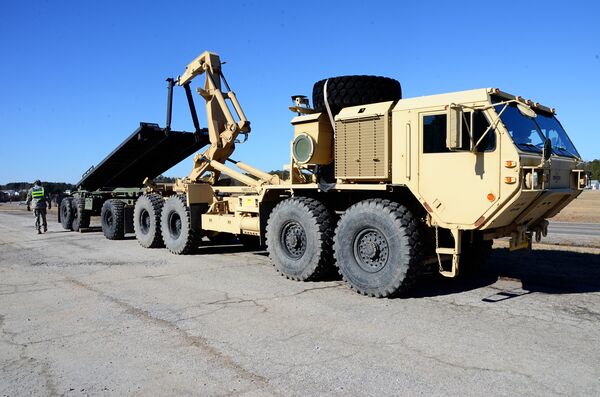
[385,88,586,249]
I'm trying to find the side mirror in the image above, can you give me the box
[446,104,463,150]
[543,138,552,161]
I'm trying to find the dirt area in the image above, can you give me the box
[552,190,600,223]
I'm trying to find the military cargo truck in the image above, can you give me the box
[93,51,589,297]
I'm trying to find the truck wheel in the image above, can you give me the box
[334,199,422,297]
[266,197,334,281]
[101,199,125,240]
[161,195,199,254]
[312,75,401,116]
[60,197,74,230]
[71,198,90,232]
[134,194,164,248]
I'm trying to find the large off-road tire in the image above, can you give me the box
[312,75,401,116]
[101,199,125,240]
[266,197,335,281]
[71,198,90,232]
[334,199,422,297]
[161,195,199,255]
[60,197,74,230]
[134,194,164,248]
[459,239,493,277]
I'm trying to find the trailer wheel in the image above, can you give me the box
[134,194,164,248]
[266,197,335,281]
[161,195,199,255]
[101,199,125,240]
[60,197,74,230]
[312,75,401,116]
[334,199,422,297]
[71,198,90,232]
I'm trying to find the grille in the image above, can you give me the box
[335,116,388,180]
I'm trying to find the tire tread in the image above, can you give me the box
[334,198,422,297]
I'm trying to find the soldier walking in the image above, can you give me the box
[26,180,51,234]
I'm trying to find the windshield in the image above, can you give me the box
[495,103,546,154]
[494,101,580,158]
[533,112,580,158]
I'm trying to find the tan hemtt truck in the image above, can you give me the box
[132,51,587,297]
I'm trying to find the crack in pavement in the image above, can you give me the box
[0,314,60,397]
[63,277,279,396]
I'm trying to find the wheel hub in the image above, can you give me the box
[281,221,306,258]
[140,209,150,234]
[168,212,182,239]
[104,210,113,227]
[354,228,389,273]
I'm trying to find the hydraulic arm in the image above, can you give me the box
[177,51,250,183]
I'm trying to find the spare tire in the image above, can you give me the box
[312,75,401,116]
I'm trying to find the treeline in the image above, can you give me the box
[582,160,600,181]
[1,181,75,194]
[0,181,75,202]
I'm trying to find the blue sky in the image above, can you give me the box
[1,0,598,184]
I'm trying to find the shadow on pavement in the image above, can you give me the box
[488,247,600,294]
[409,247,600,298]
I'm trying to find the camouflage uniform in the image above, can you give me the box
[26,182,51,233]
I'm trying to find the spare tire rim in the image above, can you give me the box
[353,228,389,273]
[281,220,306,259]
[139,209,151,234]
[168,211,182,239]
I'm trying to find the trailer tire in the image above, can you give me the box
[60,197,74,230]
[101,199,125,240]
[334,199,422,297]
[71,198,90,232]
[266,197,335,281]
[161,195,199,255]
[312,75,401,116]
[134,194,164,248]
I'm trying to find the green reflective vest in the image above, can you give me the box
[31,187,45,198]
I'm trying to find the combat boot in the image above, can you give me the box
[43,226,47,233]
[37,229,41,234]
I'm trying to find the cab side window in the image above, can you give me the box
[423,114,450,153]
[422,111,495,153]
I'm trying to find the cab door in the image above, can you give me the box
[417,109,500,226]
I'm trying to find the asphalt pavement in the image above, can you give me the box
[548,222,600,237]
[1,211,599,396]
